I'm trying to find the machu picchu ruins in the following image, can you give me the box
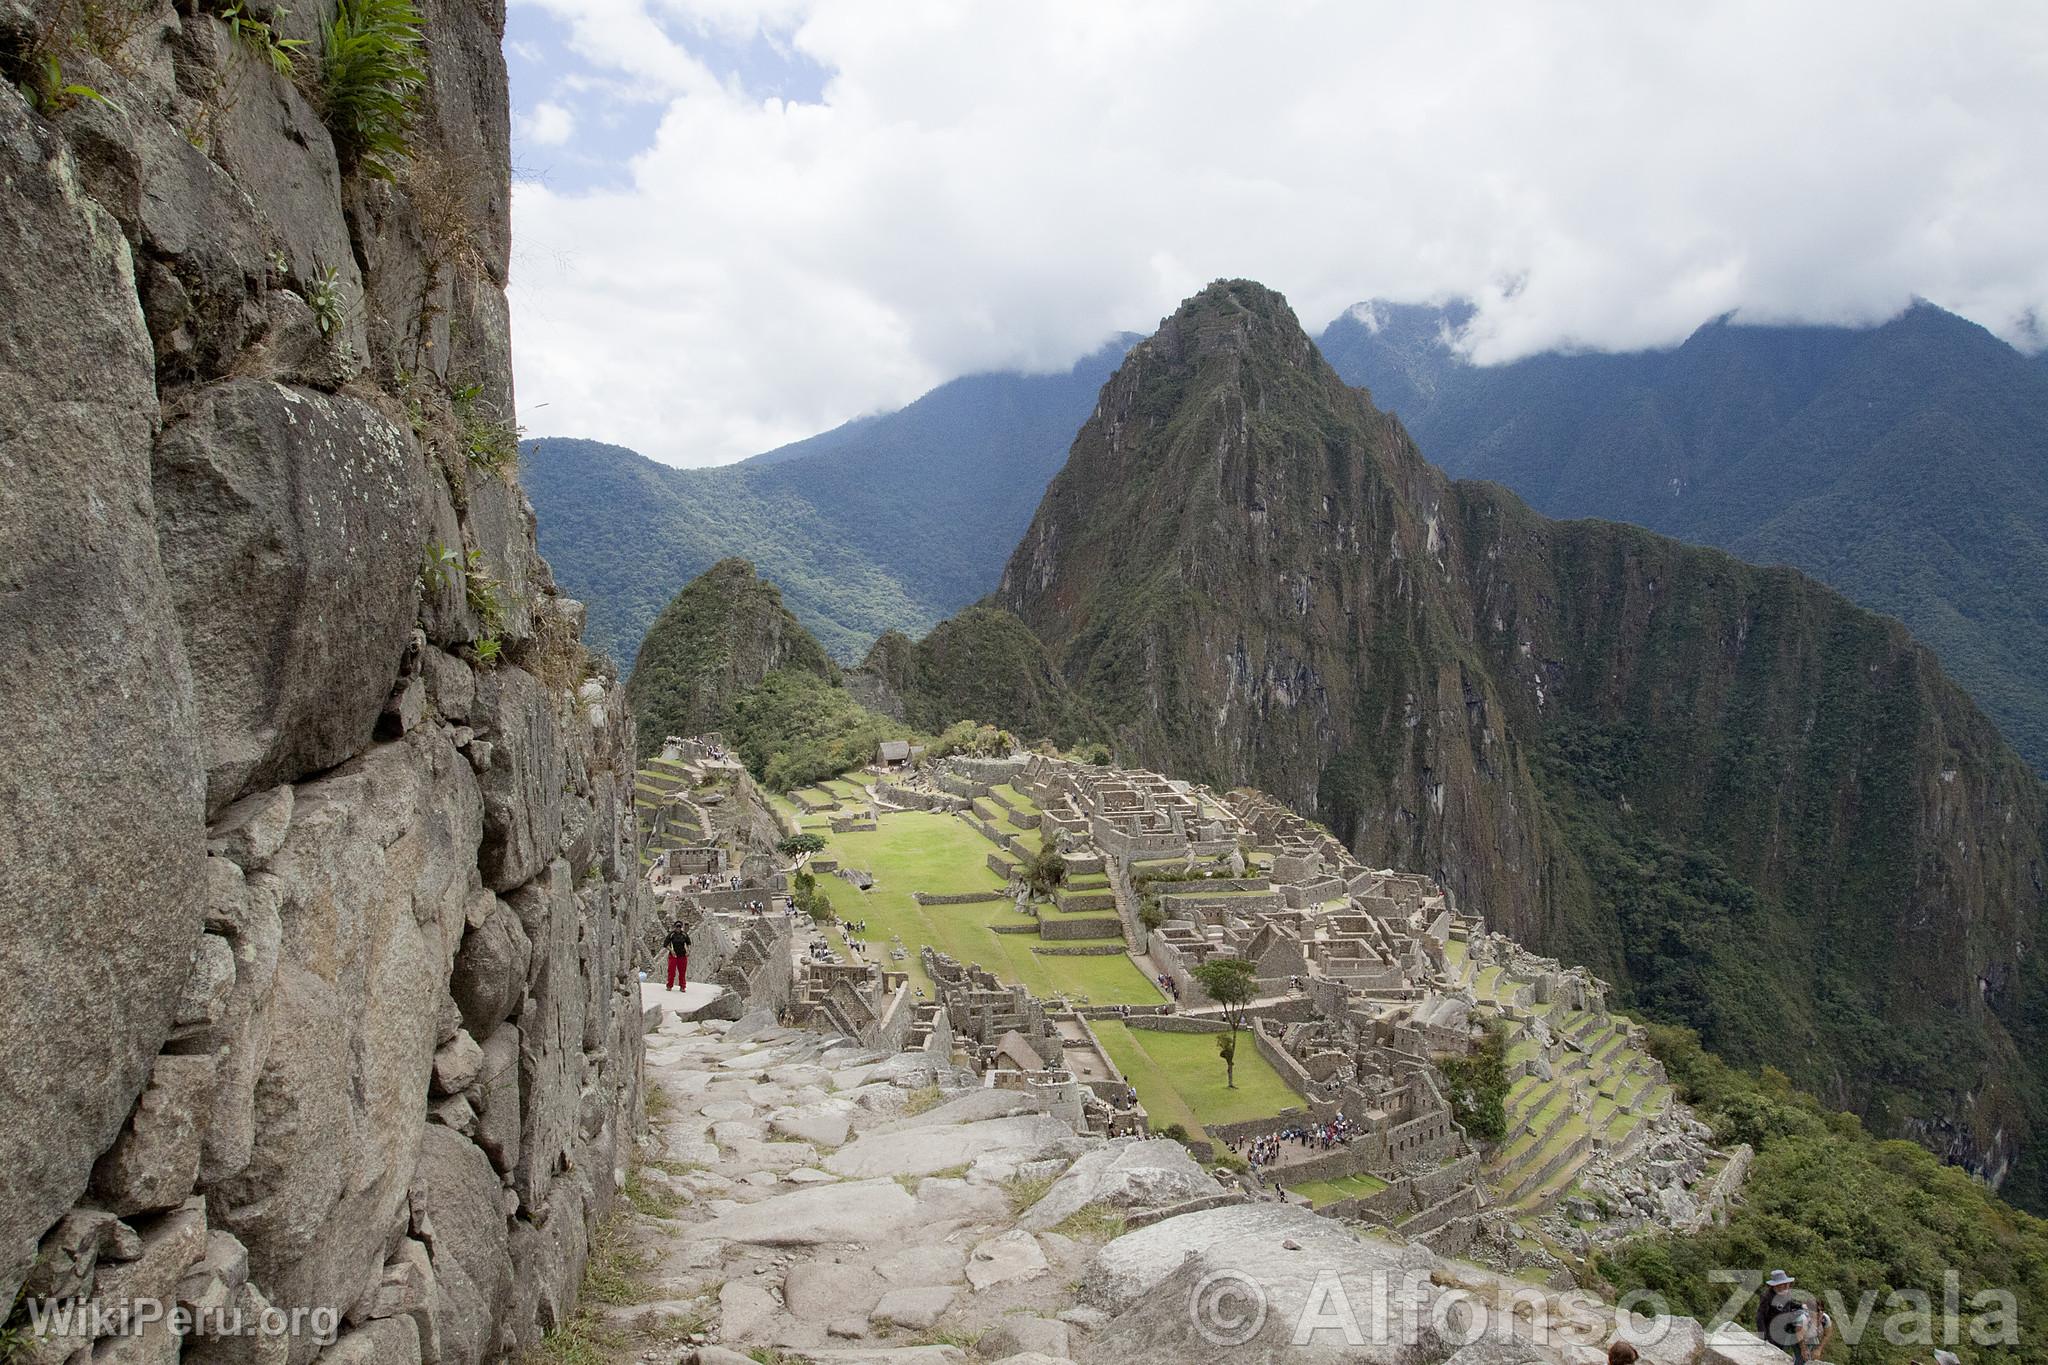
[633,736,1747,1325]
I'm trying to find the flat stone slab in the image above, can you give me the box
[719,1280,778,1341]
[873,1089,1042,1131]
[965,1229,1047,1292]
[875,1243,967,1285]
[784,1260,887,1322]
[869,1285,957,1331]
[697,1177,919,1246]
[826,1114,1074,1179]
[771,1105,853,1148]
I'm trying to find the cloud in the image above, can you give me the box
[517,100,577,147]
[506,0,2048,466]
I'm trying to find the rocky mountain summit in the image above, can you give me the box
[984,280,2048,1205]
[1,1,648,1360]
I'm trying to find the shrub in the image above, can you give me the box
[321,0,425,180]
[1435,1020,1508,1144]
[1024,836,1067,897]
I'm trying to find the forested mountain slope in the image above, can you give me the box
[1320,299,2048,771]
[524,336,1135,666]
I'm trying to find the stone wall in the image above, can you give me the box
[0,4,651,1360]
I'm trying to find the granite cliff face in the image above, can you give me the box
[0,2,649,1358]
[991,281,2048,1206]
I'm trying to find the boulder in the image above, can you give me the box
[471,666,564,891]
[321,1318,421,1365]
[450,901,532,1041]
[153,378,425,814]
[23,1210,130,1302]
[207,786,294,869]
[92,1054,218,1215]
[201,868,284,1185]
[172,932,238,1036]
[510,862,584,1214]
[409,1128,514,1365]
[826,1114,1076,1180]
[771,1105,853,1148]
[1018,1138,1220,1230]
[699,1177,920,1246]
[207,735,476,1337]
[0,87,206,1302]
[1081,1204,1439,1363]
[432,1031,484,1096]
[1702,1327,1794,1365]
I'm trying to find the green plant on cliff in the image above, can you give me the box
[320,0,424,180]
[454,381,521,480]
[14,53,112,114]
[304,264,345,335]
[1435,1019,1508,1144]
[213,2,306,75]
[1597,1025,2048,1365]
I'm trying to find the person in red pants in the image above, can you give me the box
[663,920,690,990]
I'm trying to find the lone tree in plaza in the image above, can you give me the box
[778,832,826,857]
[1192,958,1257,1088]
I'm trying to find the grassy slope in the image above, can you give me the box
[1091,1019,1303,1134]
[808,810,1161,1004]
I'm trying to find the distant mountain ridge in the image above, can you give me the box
[1318,298,2048,771]
[523,335,1137,667]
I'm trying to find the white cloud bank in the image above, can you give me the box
[506,0,2048,466]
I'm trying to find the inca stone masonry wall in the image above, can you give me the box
[0,2,648,1360]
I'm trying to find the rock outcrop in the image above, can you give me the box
[0,2,649,1359]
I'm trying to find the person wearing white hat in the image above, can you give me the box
[1757,1270,1803,1353]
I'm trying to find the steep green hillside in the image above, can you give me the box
[855,605,1097,744]
[1320,300,2048,772]
[524,337,1135,666]
[985,280,2048,1207]
[624,558,835,758]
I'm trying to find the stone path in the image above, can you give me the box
[605,983,1220,1363]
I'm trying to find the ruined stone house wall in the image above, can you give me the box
[0,3,649,1360]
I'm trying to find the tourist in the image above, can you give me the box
[1791,1298,1835,1364]
[1607,1343,1639,1365]
[1756,1271,1803,1354]
[664,920,691,991]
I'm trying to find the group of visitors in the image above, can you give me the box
[1154,972,1181,1000]
[1231,1115,1357,1170]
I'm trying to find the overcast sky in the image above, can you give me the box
[504,0,2048,467]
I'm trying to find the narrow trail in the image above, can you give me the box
[596,983,1174,1362]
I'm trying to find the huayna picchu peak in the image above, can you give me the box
[967,278,2048,1208]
